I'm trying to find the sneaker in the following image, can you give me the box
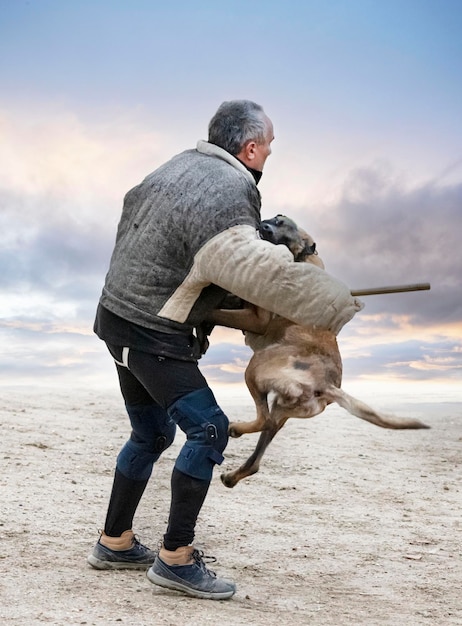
[87,534,157,570]
[147,549,236,600]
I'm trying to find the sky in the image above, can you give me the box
[1,0,461,400]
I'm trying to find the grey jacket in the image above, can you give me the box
[100,141,362,335]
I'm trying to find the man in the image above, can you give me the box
[88,100,362,600]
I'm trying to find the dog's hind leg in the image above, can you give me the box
[222,405,289,488]
[221,420,286,488]
[228,394,269,437]
[228,358,272,437]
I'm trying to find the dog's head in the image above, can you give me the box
[259,214,325,268]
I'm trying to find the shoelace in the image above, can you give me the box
[132,535,157,554]
[192,549,218,577]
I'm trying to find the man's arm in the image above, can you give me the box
[195,225,363,335]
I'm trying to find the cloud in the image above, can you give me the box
[340,333,462,383]
[1,104,461,390]
[0,318,114,388]
[0,105,170,201]
[266,160,462,323]
[200,337,252,385]
[0,104,178,318]
[259,161,462,387]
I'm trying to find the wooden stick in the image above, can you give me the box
[351,282,431,297]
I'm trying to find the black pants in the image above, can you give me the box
[104,345,214,550]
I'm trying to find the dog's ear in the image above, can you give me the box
[287,233,306,260]
[296,228,325,268]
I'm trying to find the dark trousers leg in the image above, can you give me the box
[163,468,210,550]
[125,350,213,548]
[102,361,163,536]
[104,346,211,545]
[104,469,149,537]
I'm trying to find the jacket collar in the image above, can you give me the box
[196,140,256,185]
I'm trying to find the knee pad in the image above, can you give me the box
[167,387,229,481]
[116,403,176,481]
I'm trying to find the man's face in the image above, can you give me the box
[237,115,274,172]
[252,116,274,171]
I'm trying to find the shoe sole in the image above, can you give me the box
[87,554,152,570]
[146,568,235,600]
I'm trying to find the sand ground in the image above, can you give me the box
[1,386,461,625]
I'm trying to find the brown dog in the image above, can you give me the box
[212,215,429,488]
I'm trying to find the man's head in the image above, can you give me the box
[208,100,274,172]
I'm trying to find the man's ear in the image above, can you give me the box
[243,141,257,162]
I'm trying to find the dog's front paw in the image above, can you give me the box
[221,472,238,488]
[228,423,243,438]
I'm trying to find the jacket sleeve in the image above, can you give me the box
[194,224,363,335]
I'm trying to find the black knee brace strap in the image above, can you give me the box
[116,403,176,481]
[167,387,229,481]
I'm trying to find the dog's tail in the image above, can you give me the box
[325,386,430,429]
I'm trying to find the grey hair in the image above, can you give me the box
[208,100,268,156]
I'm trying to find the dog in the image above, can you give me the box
[217,214,429,488]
